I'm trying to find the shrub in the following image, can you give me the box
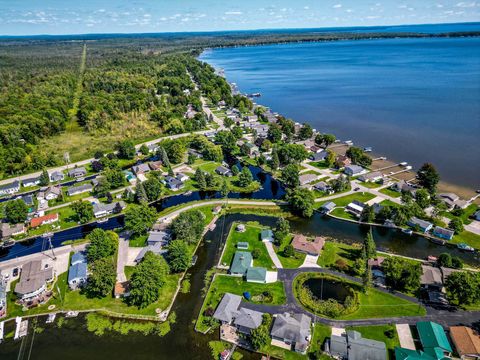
[335,259,349,271]
[252,248,261,259]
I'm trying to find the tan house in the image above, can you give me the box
[291,235,325,256]
[449,326,480,359]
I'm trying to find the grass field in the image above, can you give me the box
[450,230,480,250]
[220,222,275,270]
[274,234,306,269]
[316,192,376,209]
[441,204,478,225]
[196,274,286,333]
[346,325,399,359]
[360,181,383,189]
[379,188,402,198]
[330,207,358,221]
[317,241,361,270]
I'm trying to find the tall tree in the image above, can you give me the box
[86,229,118,262]
[5,199,28,224]
[167,240,191,272]
[445,271,480,306]
[72,201,94,224]
[281,164,300,188]
[117,140,136,160]
[364,229,377,260]
[270,148,280,170]
[39,169,50,186]
[286,188,315,218]
[298,123,313,140]
[170,210,205,244]
[86,258,116,298]
[124,204,157,236]
[135,182,148,203]
[417,163,440,194]
[238,166,254,187]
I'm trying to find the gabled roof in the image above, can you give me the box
[408,217,433,230]
[71,252,87,266]
[449,326,480,357]
[246,267,267,282]
[260,229,273,240]
[230,251,253,274]
[417,321,452,353]
[271,313,311,343]
[420,265,443,286]
[213,293,242,323]
[68,263,87,282]
[347,330,387,360]
[233,307,263,330]
[291,235,325,255]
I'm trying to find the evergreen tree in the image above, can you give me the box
[135,182,148,203]
[39,169,50,186]
[364,229,377,260]
[194,168,207,190]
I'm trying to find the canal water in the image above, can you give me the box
[0,212,479,359]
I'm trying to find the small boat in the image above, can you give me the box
[457,243,475,252]
[191,255,198,266]
[184,191,193,196]
[1,239,15,248]
[97,218,108,224]
[46,313,56,324]
[41,232,54,238]
[430,238,446,245]
[65,311,79,318]
[402,229,413,235]
[75,177,85,182]
[427,255,438,262]
[363,147,372,152]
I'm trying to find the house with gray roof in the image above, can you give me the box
[391,180,417,196]
[213,293,242,324]
[0,181,20,196]
[299,174,318,186]
[0,223,26,239]
[92,201,126,218]
[165,176,184,191]
[358,171,384,183]
[344,165,366,177]
[132,163,151,175]
[320,201,336,213]
[67,167,87,178]
[71,252,87,266]
[329,330,387,360]
[230,251,253,275]
[67,183,93,196]
[233,307,263,334]
[15,260,54,300]
[309,150,328,162]
[407,217,433,233]
[49,171,65,182]
[215,166,233,177]
[420,265,443,291]
[433,226,454,241]
[134,242,166,263]
[68,262,87,290]
[271,313,312,354]
[313,181,333,194]
[21,176,41,188]
[147,231,170,246]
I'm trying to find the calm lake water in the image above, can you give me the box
[199,36,480,189]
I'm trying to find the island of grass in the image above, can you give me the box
[220,222,275,270]
[196,274,286,333]
[274,234,306,269]
[293,272,426,320]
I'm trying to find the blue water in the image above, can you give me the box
[200,36,480,189]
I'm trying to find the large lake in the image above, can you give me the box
[199,36,480,189]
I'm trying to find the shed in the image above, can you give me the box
[237,242,249,250]
[246,267,267,283]
[260,229,274,242]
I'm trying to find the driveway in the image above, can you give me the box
[264,241,283,269]
[300,255,320,268]
[116,232,130,282]
[465,220,480,235]
[396,324,415,350]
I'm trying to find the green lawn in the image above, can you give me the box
[359,181,383,189]
[379,188,402,198]
[330,208,358,221]
[317,241,361,271]
[379,199,400,208]
[309,161,330,170]
[196,274,286,333]
[449,230,480,250]
[275,235,306,269]
[317,193,376,208]
[220,222,275,270]
[310,323,332,357]
[339,288,426,320]
[441,204,478,225]
[346,325,400,359]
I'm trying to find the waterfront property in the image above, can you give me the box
[260,229,274,242]
[345,201,366,218]
[320,201,336,214]
[449,326,480,359]
[270,312,312,354]
[213,293,263,335]
[407,217,433,233]
[432,226,454,241]
[14,260,54,301]
[291,234,325,256]
[329,329,387,360]
[30,213,59,228]
[0,223,26,239]
[344,165,366,177]
[215,166,233,177]
[0,181,20,196]
[49,171,65,182]
[358,171,384,183]
[67,167,87,178]
[67,183,93,196]
[92,201,126,218]
[21,176,41,188]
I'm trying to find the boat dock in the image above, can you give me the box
[0,321,4,343]
[14,317,28,340]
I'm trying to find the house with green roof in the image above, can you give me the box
[260,229,274,242]
[230,251,253,275]
[395,322,452,360]
[246,267,267,283]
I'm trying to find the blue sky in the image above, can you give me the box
[0,0,479,35]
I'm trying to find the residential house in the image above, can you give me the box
[299,174,318,187]
[329,330,387,360]
[335,155,351,168]
[320,201,336,214]
[68,253,88,290]
[0,223,26,239]
[246,267,267,283]
[260,229,274,242]
[165,176,184,191]
[0,181,20,196]
[264,112,278,124]
[44,186,62,200]
[420,265,443,291]
[344,165,366,177]
[114,281,131,299]
[243,142,259,157]
[417,321,453,358]
[313,181,333,194]
[0,279,6,318]
[123,170,136,184]
[437,193,468,209]
[147,143,159,153]
[310,145,322,153]
[14,260,54,300]
[175,173,189,182]
[149,161,163,171]
[213,293,243,324]
[236,224,246,232]
[474,210,480,221]
[391,180,417,196]
[309,150,328,162]
[345,201,366,218]
[407,217,433,233]
[358,171,384,183]
[147,230,170,246]
[67,167,87,178]
[270,313,312,354]
[433,226,454,241]
[215,166,233,177]
[233,307,263,334]
[230,251,253,276]
[21,176,41,188]
[188,149,203,159]
[92,201,126,218]
[30,213,59,228]
[134,242,166,263]
[67,183,93,196]
[449,326,480,360]
[49,171,65,182]
[213,205,222,215]
[244,115,258,122]
[18,194,34,209]
[132,163,151,175]
[291,235,325,256]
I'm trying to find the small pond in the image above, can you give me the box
[303,277,352,303]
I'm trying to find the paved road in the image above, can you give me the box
[240,267,480,327]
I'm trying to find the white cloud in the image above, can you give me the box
[398,4,408,9]
[346,8,354,13]
[225,11,243,15]
[436,3,444,8]
[333,4,342,8]
[456,2,477,7]
[304,6,310,10]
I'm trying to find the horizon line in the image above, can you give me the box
[1,20,479,39]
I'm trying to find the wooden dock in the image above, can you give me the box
[14,317,28,340]
[0,321,4,343]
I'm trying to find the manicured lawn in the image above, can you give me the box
[449,230,480,250]
[196,274,286,332]
[346,325,399,359]
[379,188,402,198]
[339,289,426,320]
[330,208,358,221]
[275,235,306,269]
[360,181,383,189]
[220,223,275,270]
[129,234,147,247]
[309,161,330,170]
[62,272,181,316]
[193,161,222,173]
[309,323,332,357]
[317,193,376,208]
[441,204,478,225]
[317,241,361,270]
[380,199,400,208]
[261,345,307,360]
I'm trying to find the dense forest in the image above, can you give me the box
[0,29,478,178]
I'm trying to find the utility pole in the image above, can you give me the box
[41,233,56,260]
